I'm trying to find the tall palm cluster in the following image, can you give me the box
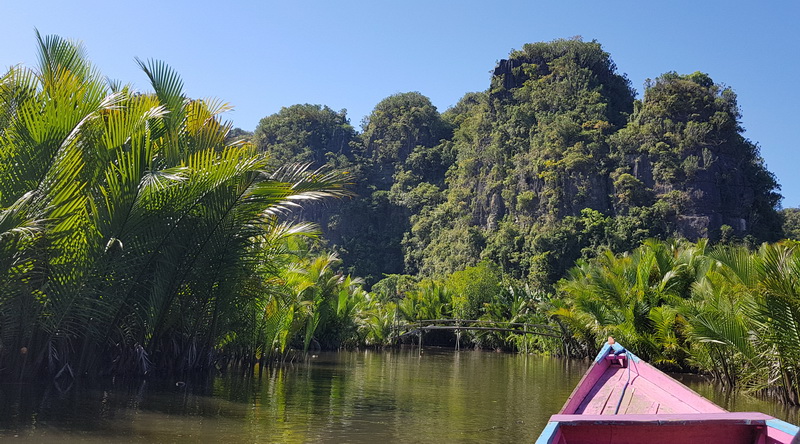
[554,239,800,405]
[0,34,351,380]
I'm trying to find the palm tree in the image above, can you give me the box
[0,33,348,379]
[754,242,800,404]
[554,239,704,365]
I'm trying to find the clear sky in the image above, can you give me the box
[3,1,799,206]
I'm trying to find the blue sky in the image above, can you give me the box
[3,1,799,207]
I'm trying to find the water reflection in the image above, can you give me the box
[671,372,800,425]
[0,349,796,442]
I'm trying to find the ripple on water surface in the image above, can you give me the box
[3,349,793,443]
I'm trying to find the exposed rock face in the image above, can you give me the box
[613,71,781,240]
[458,39,634,228]
[492,58,528,94]
[630,150,757,239]
[449,43,780,245]
[257,39,782,284]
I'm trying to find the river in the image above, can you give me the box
[1,348,797,443]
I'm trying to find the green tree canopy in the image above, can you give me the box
[254,104,357,168]
[781,208,800,240]
[610,71,782,240]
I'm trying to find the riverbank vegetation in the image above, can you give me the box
[554,239,800,405]
[0,33,352,379]
[2,34,800,406]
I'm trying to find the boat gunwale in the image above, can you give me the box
[557,343,616,414]
[536,412,799,444]
[537,340,800,443]
[562,341,725,415]
[551,411,774,425]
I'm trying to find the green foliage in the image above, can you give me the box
[781,208,800,240]
[398,280,452,322]
[250,93,456,284]
[4,34,790,403]
[245,39,782,294]
[554,239,705,364]
[401,41,781,287]
[371,274,418,302]
[336,93,454,281]
[360,92,452,167]
[555,238,800,404]
[610,71,782,240]
[444,261,502,319]
[409,38,636,283]
[0,34,349,378]
[226,127,253,144]
[358,264,555,353]
[254,104,356,168]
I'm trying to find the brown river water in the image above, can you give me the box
[0,347,797,443]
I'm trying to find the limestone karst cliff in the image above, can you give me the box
[255,38,782,285]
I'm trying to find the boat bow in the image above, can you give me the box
[536,339,799,444]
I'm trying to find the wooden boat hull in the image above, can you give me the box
[536,342,799,444]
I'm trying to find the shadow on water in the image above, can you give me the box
[0,348,796,443]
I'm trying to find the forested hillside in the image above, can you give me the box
[253,38,784,286]
[3,35,799,404]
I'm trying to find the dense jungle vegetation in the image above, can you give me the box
[2,35,800,404]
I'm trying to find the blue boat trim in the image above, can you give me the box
[594,343,611,362]
[593,342,640,363]
[767,418,800,436]
[534,421,560,444]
